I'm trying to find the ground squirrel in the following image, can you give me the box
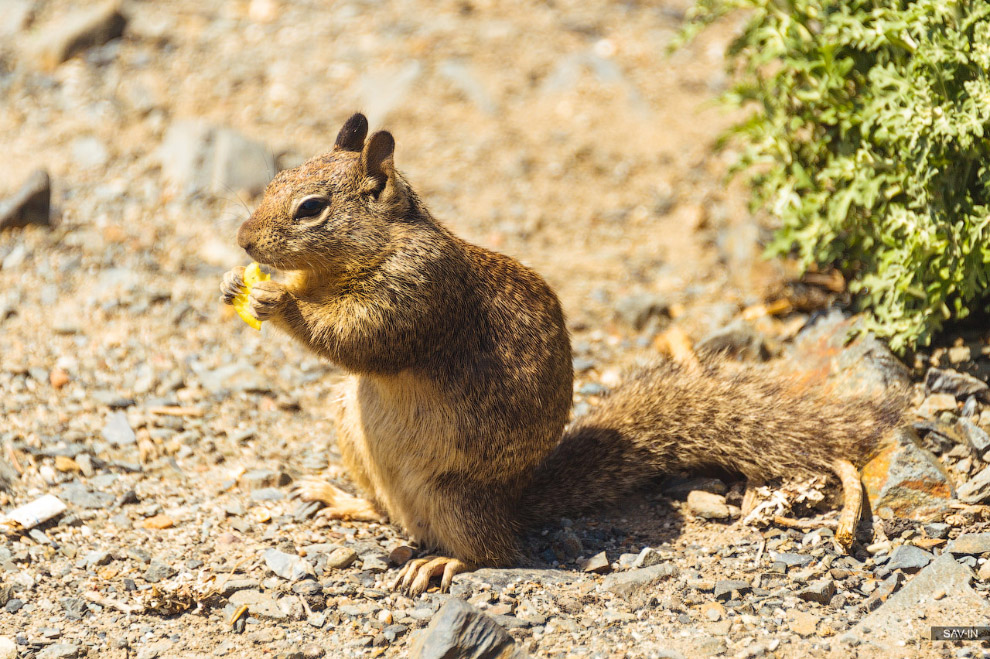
[220,113,906,594]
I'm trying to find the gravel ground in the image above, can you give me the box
[1,1,989,658]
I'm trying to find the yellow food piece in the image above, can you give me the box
[232,262,271,330]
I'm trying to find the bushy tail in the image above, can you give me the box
[520,358,908,525]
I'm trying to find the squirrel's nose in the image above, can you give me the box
[237,220,255,252]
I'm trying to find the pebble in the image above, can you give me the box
[410,598,524,659]
[143,562,176,583]
[240,468,290,490]
[613,293,668,330]
[686,490,730,520]
[264,549,315,581]
[158,120,275,197]
[861,427,954,519]
[60,484,115,509]
[957,418,990,457]
[250,487,285,502]
[228,589,287,621]
[770,552,812,567]
[360,554,389,573]
[31,2,126,69]
[795,579,835,605]
[388,545,415,566]
[925,368,988,399]
[917,393,959,418]
[863,573,902,611]
[102,411,136,446]
[632,547,665,569]
[700,601,724,622]
[924,522,951,539]
[603,563,678,608]
[886,544,933,571]
[0,636,14,659]
[84,550,111,568]
[788,610,819,637]
[0,169,51,231]
[580,551,611,574]
[946,533,990,555]
[60,598,87,620]
[324,547,358,569]
[714,579,751,601]
[37,644,79,659]
[956,466,990,504]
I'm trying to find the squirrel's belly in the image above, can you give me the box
[340,373,466,547]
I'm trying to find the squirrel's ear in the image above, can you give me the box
[360,131,395,193]
[334,113,368,152]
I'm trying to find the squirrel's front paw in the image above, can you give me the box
[248,280,289,321]
[219,266,246,305]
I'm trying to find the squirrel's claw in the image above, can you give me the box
[247,280,288,321]
[219,266,246,305]
[391,555,469,595]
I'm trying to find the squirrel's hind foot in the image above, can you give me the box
[391,556,470,595]
[291,479,385,522]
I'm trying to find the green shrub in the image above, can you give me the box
[683,0,990,351]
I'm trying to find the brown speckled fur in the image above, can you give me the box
[230,113,907,566]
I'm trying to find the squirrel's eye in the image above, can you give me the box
[295,198,327,219]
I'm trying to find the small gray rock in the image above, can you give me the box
[31,2,126,67]
[0,170,51,231]
[686,490,730,520]
[38,644,79,659]
[580,551,611,574]
[158,120,275,197]
[603,563,678,607]
[661,476,727,499]
[60,597,87,620]
[60,484,115,510]
[550,528,583,561]
[228,589,287,620]
[143,562,176,583]
[250,487,286,502]
[263,549,315,581]
[957,466,990,504]
[795,579,836,605]
[770,552,813,567]
[614,293,669,331]
[714,579,751,600]
[957,419,990,457]
[925,368,989,400]
[886,545,933,571]
[924,522,951,539]
[360,554,389,573]
[102,411,136,446]
[697,319,767,361]
[632,547,665,569]
[220,579,259,597]
[946,533,990,555]
[410,598,527,659]
[84,550,111,568]
[71,136,109,170]
[849,554,990,646]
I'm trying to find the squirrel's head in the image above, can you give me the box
[237,113,413,273]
